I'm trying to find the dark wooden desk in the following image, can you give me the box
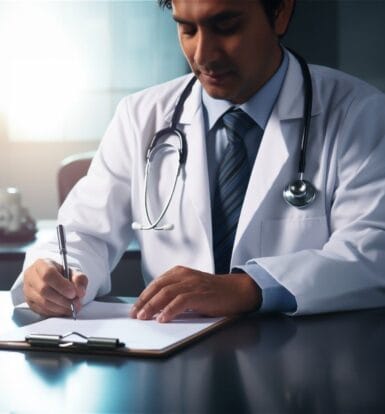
[0,220,144,295]
[0,291,384,413]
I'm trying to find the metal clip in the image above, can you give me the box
[26,331,124,350]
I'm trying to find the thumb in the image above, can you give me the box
[71,271,88,298]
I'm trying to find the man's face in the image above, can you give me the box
[172,0,292,104]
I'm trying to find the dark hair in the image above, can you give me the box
[157,0,293,28]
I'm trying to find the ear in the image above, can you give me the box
[274,0,295,37]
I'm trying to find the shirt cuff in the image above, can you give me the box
[234,263,297,313]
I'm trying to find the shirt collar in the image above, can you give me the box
[202,48,289,131]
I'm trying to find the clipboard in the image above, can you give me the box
[0,302,236,357]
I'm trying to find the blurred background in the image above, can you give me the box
[0,0,384,220]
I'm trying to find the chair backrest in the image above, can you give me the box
[57,151,95,206]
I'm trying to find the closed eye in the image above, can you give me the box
[213,19,242,35]
[178,22,197,37]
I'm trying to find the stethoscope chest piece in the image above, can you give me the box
[283,179,317,208]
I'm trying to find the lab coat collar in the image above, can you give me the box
[277,50,323,120]
[164,75,201,126]
[165,50,322,127]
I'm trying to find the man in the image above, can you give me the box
[12,0,385,322]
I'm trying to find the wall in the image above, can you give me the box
[338,1,385,91]
[285,0,385,92]
[0,1,185,221]
[1,0,384,222]
[0,137,98,219]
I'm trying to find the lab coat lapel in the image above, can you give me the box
[180,82,214,259]
[233,51,322,253]
[233,108,289,248]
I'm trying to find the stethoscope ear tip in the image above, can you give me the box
[160,224,174,230]
[131,221,174,231]
[131,222,142,230]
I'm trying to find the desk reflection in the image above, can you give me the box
[235,311,384,414]
[1,296,385,413]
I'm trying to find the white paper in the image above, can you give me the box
[0,301,225,351]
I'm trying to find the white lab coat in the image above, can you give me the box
[12,52,385,314]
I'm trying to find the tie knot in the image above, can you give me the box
[222,108,256,144]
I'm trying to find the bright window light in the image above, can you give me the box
[8,58,85,141]
[0,1,186,142]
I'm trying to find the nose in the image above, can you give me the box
[194,29,221,69]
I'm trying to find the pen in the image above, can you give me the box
[57,224,77,320]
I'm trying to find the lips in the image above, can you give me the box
[200,70,232,85]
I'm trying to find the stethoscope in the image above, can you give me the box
[132,50,317,231]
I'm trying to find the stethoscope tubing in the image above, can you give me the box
[132,50,317,231]
[287,48,313,175]
[143,143,180,230]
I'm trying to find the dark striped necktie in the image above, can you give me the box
[212,108,261,274]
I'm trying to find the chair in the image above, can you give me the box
[57,151,95,205]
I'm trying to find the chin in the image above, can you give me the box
[202,85,236,102]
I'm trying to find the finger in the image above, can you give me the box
[40,298,73,317]
[25,300,52,317]
[71,273,88,313]
[36,264,77,300]
[31,281,77,315]
[27,289,73,317]
[23,259,74,317]
[28,281,74,313]
[24,270,74,310]
[135,283,185,320]
[157,293,196,323]
[131,267,189,317]
[72,272,88,298]
[35,281,78,310]
[130,279,168,318]
[73,297,83,313]
[26,301,49,317]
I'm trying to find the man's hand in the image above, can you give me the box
[23,259,88,317]
[130,266,262,323]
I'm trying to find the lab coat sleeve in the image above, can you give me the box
[254,92,385,315]
[235,264,297,312]
[11,97,136,305]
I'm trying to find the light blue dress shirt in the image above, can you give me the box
[202,50,297,313]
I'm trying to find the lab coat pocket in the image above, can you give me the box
[260,216,329,257]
